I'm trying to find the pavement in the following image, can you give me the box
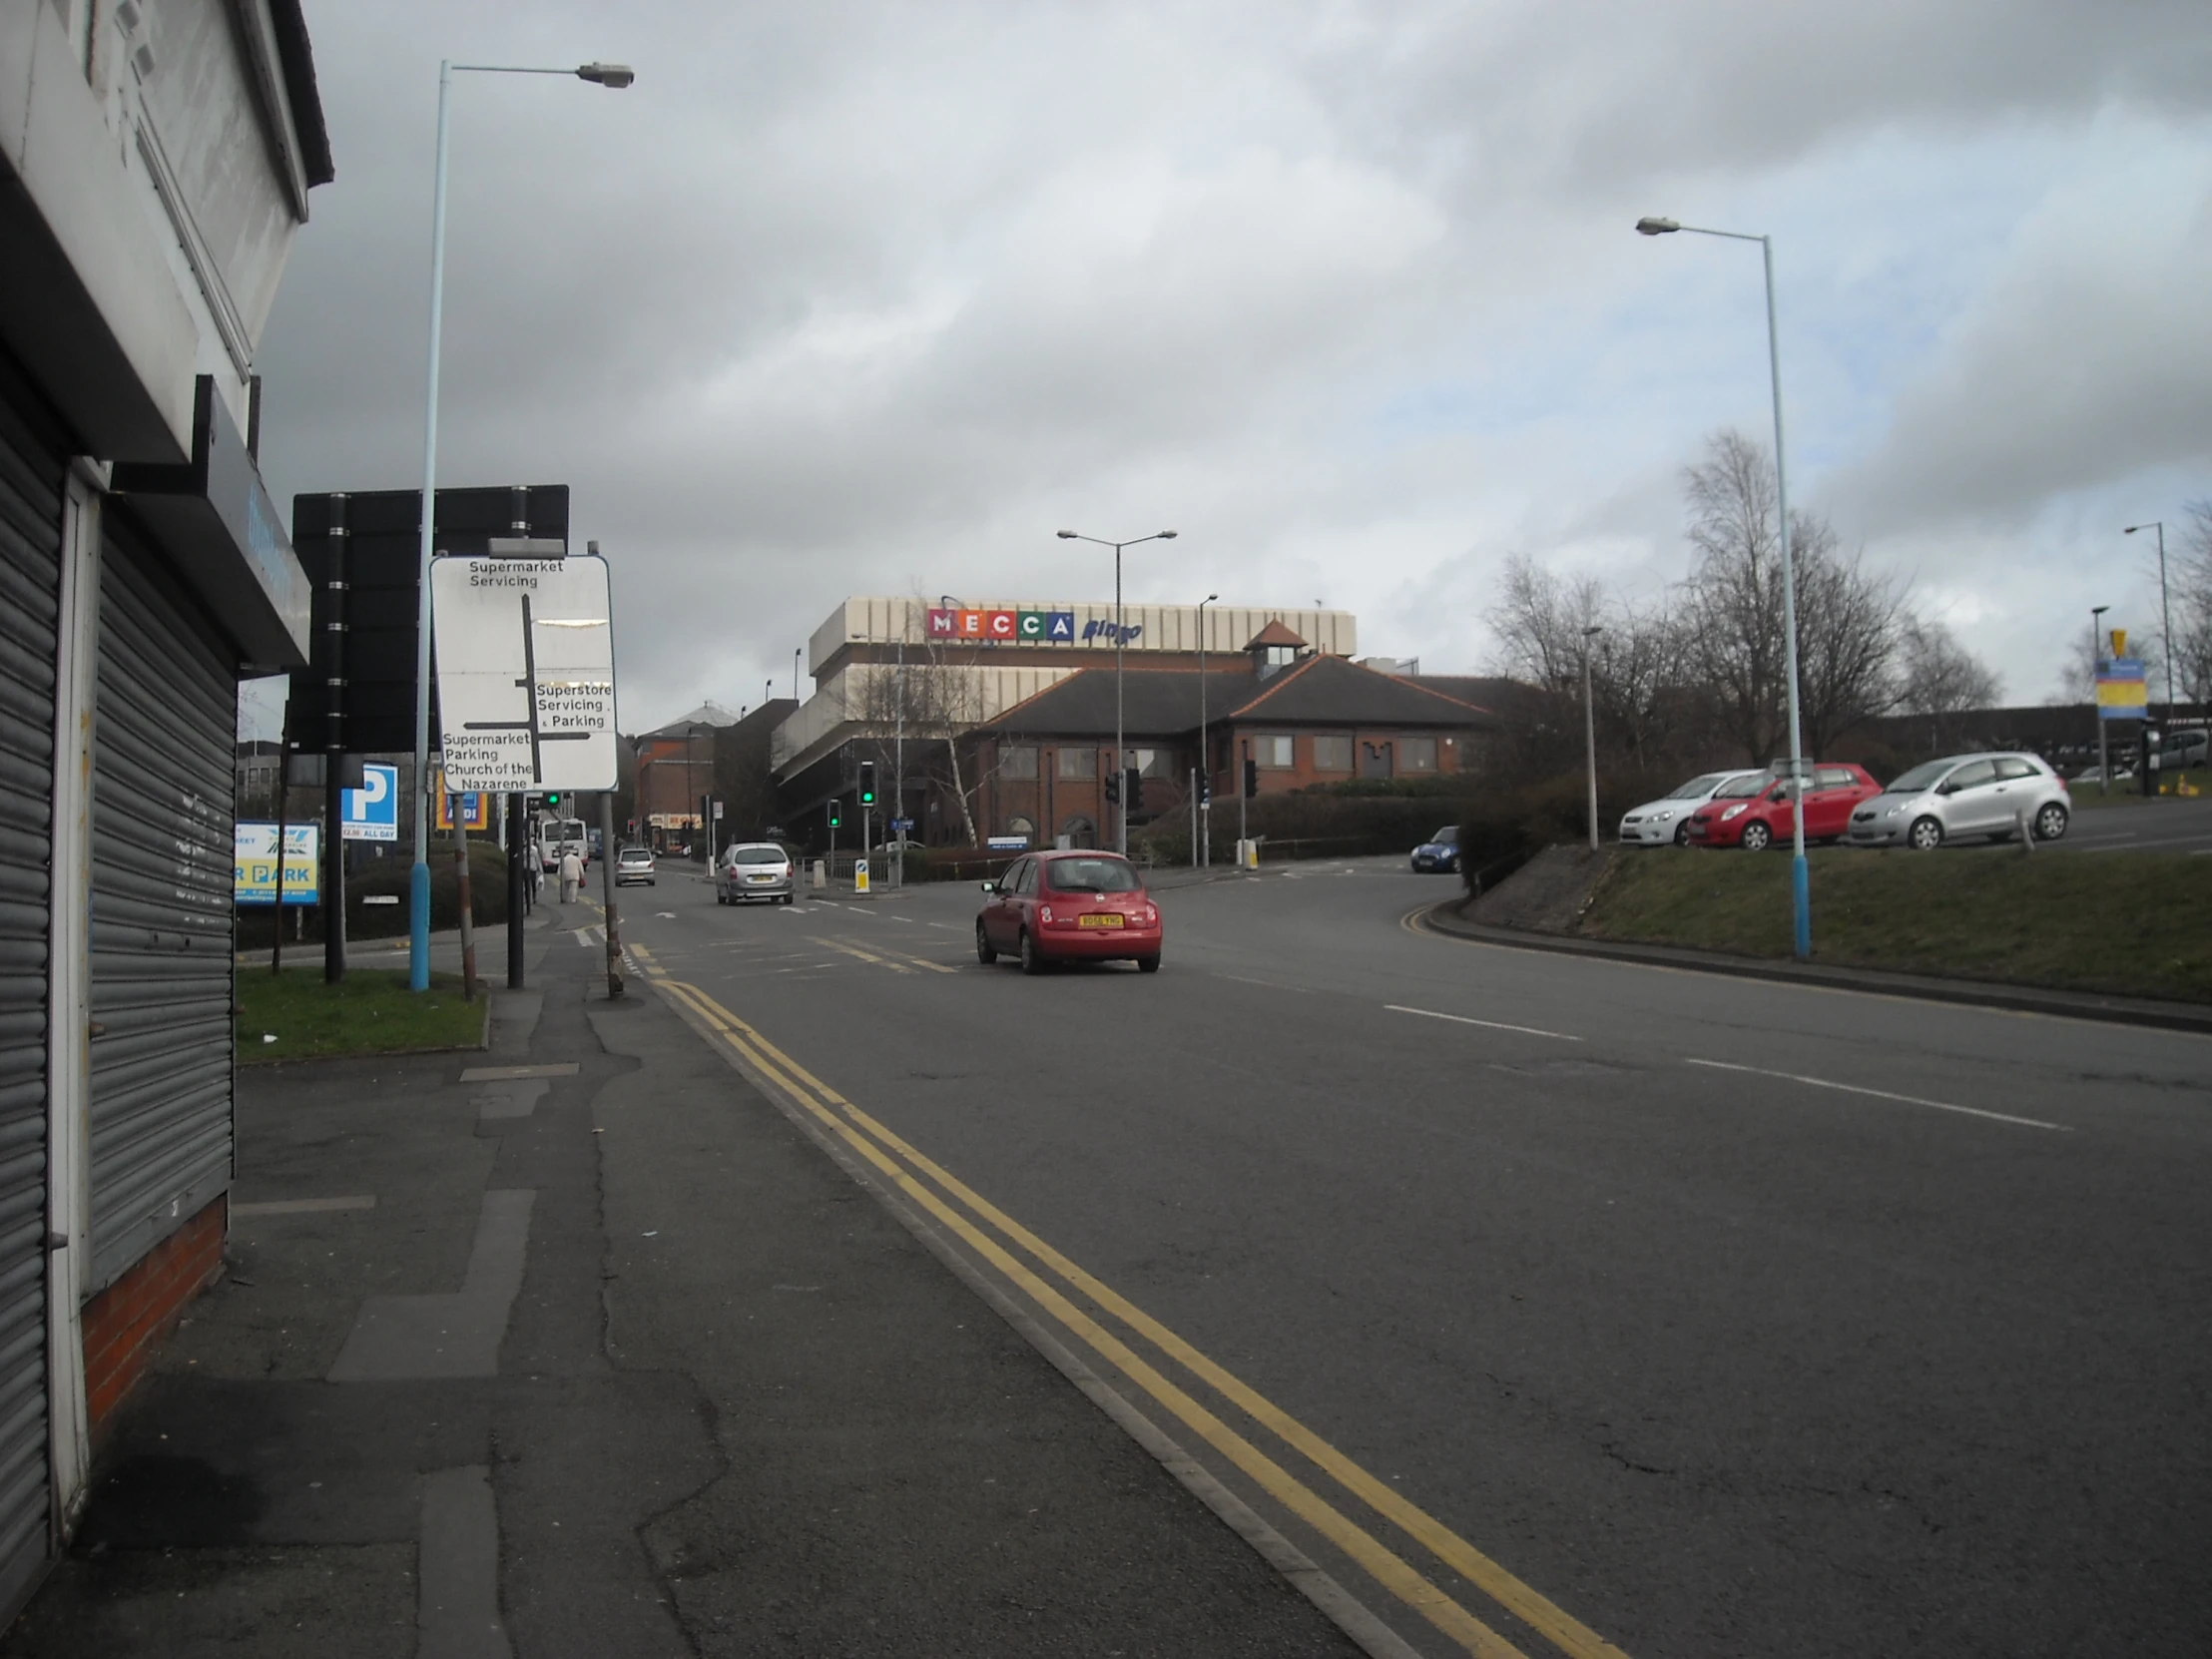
[8,890,1368,1657]
[578,857,2212,1659]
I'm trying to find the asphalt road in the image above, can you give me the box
[2061,794,2212,852]
[612,858,2212,1659]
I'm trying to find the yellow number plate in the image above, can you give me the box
[1076,912,1125,928]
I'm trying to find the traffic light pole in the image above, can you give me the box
[506,793,526,988]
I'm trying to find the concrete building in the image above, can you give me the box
[772,597,1360,843]
[0,0,329,1610]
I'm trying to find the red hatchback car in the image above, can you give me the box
[977,850,1163,974]
[1686,764,1882,849]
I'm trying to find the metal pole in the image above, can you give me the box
[794,647,801,703]
[1761,236,1811,959]
[506,792,526,987]
[895,619,905,887]
[452,806,476,1000]
[1115,542,1126,856]
[324,763,346,983]
[598,792,622,998]
[1582,632,1600,852]
[407,62,455,993]
[1189,768,1197,867]
[271,714,288,976]
[1198,596,1210,867]
[1239,736,1248,860]
[2093,606,2110,795]
[2158,523,2173,719]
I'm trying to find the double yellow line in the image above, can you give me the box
[657,977,1631,1659]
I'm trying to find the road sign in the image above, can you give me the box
[891,818,913,832]
[854,857,870,894]
[236,824,319,904]
[341,763,399,842]
[430,552,617,793]
[2097,657,2148,721]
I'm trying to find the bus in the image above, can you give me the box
[537,818,588,872]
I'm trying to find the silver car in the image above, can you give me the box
[1845,752,2070,849]
[614,845,657,886]
[1618,770,1766,846]
[716,841,796,904]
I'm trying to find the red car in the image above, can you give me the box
[976,850,1163,974]
[1685,764,1882,849]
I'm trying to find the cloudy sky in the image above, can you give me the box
[250,0,2212,736]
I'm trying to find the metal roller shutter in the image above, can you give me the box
[0,388,58,1615]
[88,520,234,1294]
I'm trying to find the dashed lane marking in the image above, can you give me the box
[1386,1004,1582,1043]
[1682,1057,2070,1132]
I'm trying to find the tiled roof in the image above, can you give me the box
[1244,619,1307,649]
[1230,656,1491,725]
[989,660,1490,739]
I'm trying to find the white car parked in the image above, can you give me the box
[1846,752,2070,849]
[1618,770,1767,846]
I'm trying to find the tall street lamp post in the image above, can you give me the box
[1637,215,1811,957]
[1198,592,1218,867]
[688,723,709,860]
[2125,522,2173,720]
[1581,625,1603,852]
[407,58,634,991]
[1056,530,1178,855]
[2092,605,2111,795]
[793,648,802,703]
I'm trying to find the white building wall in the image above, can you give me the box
[806,597,1358,678]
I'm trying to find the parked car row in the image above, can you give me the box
[1608,752,2073,851]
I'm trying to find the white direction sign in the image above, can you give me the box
[430,554,617,793]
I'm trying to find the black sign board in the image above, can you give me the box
[287,484,569,757]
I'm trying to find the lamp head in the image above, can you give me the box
[2093,605,2109,616]
[1584,625,1605,638]
[1056,530,1078,539]
[577,63,635,88]
[1205,592,1219,603]
[1157,530,1178,540]
[1635,217,1680,237]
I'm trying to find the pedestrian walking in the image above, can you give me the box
[558,847,583,904]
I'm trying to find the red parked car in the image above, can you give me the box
[1686,764,1882,849]
[976,850,1163,974]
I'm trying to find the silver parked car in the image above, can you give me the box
[1845,753,2070,849]
[716,841,796,904]
[1618,770,1766,846]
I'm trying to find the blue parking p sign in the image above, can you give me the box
[341,763,399,842]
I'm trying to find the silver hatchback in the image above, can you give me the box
[717,841,796,904]
[1845,752,2070,849]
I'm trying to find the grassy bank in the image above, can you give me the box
[236,969,486,1061]
[1580,848,2212,1004]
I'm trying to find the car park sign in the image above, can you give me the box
[340,763,399,842]
[236,823,318,904]
[2096,657,2148,721]
[430,552,618,792]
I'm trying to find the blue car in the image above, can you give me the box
[1409,825,1459,873]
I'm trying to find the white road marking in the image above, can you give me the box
[890,915,913,923]
[655,911,676,918]
[2085,832,2212,852]
[573,927,595,946]
[1385,1004,1582,1042]
[1682,1058,2069,1131]
[927,920,961,929]
[1216,972,1315,994]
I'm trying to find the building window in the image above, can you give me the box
[1398,737,1437,773]
[1058,746,1097,781]
[1255,735,1294,769]
[1132,747,1175,779]
[1000,744,1038,779]
[1312,735,1352,773]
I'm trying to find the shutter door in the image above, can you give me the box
[0,388,59,1616]
[88,521,234,1293]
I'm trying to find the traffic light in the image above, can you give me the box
[827,801,841,830]
[857,761,876,807]
[1243,759,1258,799]
[1104,771,1120,806]
[545,793,561,808]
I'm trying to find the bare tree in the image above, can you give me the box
[1485,552,1684,769]
[2166,498,2212,711]
[1895,615,2001,718]
[1675,429,1905,763]
[842,648,997,848]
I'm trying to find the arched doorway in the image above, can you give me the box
[1059,815,1096,849]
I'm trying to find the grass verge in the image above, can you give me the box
[1581,847,2212,1004]
[236,969,486,1062]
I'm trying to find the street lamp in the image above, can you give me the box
[1581,626,1603,852]
[2124,522,2173,719]
[2092,605,2111,796]
[688,722,709,859]
[1198,592,1218,867]
[793,647,802,703]
[407,58,634,990]
[1637,214,1811,957]
[1056,529,1178,854]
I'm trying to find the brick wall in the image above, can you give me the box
[81,1194,227,1435]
